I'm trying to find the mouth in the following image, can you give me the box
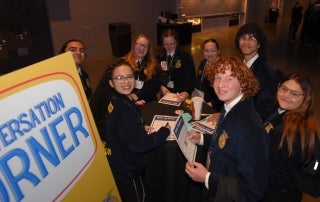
[122,85,133,90]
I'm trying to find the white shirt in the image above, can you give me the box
[167,51,175,57]
[244,53,259,68]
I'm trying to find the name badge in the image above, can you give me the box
[167,81,174,88]
[160,61,168,71]
[135,80,144,89]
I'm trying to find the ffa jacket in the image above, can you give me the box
[102,91,170,179]
[250,55,279,122]
[79,69,92,100]
[203,98,269,202]
[156,48,196,95]
[264,111,303,195]
[133,60,161,102]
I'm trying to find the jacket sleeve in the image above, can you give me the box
[115,101,170,152]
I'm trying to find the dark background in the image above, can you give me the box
[0,0,53,74]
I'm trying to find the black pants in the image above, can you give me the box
[115,175,145,202]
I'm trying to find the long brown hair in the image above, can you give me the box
[278,72,320,163]
[123,34,157,80]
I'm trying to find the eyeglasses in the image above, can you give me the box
[135,43,149,49]
[239,35,257,42]
[278,84,304,98]
[112,74,135,82]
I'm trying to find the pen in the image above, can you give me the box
[165,122,169,127]
[201,113,212,116]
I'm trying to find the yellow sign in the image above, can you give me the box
[0,53,120,202]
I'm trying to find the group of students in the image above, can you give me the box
[61,22,320,202]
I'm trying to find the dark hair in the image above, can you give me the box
[235,23,267,55]
[202,38,220,50]
[59,39,85,54]
[107,58,133,80]
[161,28,179,44]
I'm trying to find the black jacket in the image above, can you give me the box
[102,91,170,179]
[133,59,161,102]
[156,48,196,95]
[204,98,269,202]
[250,55,279,122]
[263,111,303,201]
[79,69,92,100]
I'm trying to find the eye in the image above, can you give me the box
[127,74,135,79]
[291,92,300,97]
[114,75,123,80]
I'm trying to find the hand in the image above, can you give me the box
[206,112,220,124]
[145,125,154,134]
[185,161,208,183]
[130,93,139,101]
[160,86,170,95]
[188,131,201,144]
[164,122,171,130]
[176,91,189,102]
[135,100,146,106]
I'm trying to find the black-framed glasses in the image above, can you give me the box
[278,84,304,98]
[112,74,135,82]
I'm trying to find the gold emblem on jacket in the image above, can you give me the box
[264,122,274,134]
[107,102,114,113]
[175,60,181,68]
[218,130,228,149]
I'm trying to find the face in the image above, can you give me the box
[277,79,304,111]
[134,37,149,60]
[65,41,85,66]
[203,41,220,62]
[213,69,242,104]
[238,34,260,60]
[163,36,177,54]
[109,65,135,95]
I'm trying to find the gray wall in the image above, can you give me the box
[48,0,309,58]
[49,0,176,57]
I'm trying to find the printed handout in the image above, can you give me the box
[150,115,178,140]
[158,93,182,106]
[173,115,197,162]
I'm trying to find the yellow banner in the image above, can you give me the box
[0,52,120,201]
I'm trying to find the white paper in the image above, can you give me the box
[150,115,178,140]
[158,93,182,106]
[173,115,197,162]
[190,118,216,134]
